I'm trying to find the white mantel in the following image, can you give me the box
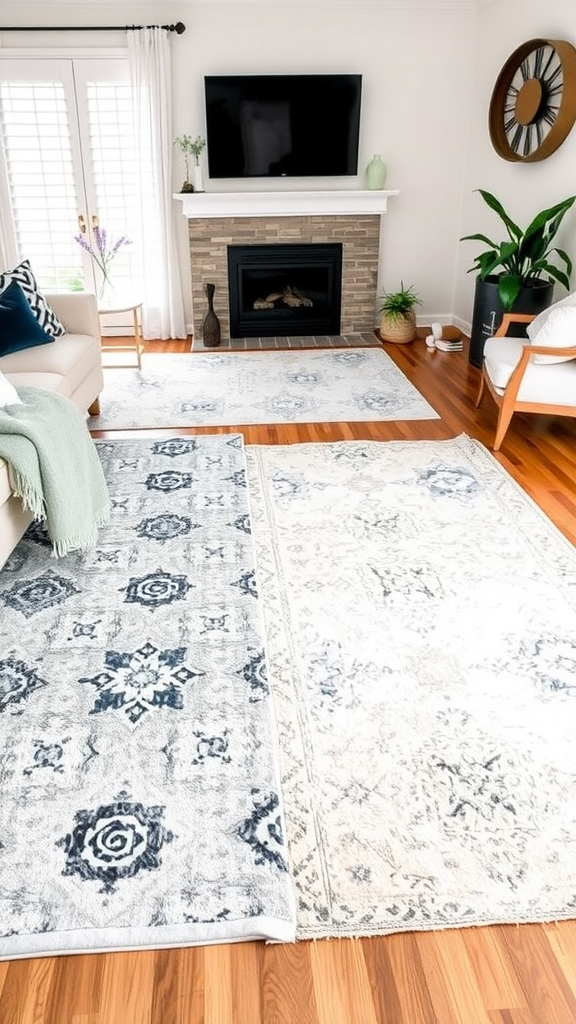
[174,189,398,218]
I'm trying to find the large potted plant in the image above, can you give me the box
[379,282,421,343]
[461,190,576,366]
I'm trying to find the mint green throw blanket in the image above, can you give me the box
[0,386,110,557]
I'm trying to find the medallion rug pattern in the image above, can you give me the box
[89,349,439,429]
[245,434,576,939]
[0,435,295,959]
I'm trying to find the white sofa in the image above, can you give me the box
[0,291,104,568]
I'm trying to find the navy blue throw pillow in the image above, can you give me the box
[0,280,55,357]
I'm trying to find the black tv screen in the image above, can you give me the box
[204,74,362,179]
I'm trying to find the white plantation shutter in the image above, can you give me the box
[0,56,154,307]
[0,67,83,290]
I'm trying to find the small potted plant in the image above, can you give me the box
[379,282,421,343]
[174,135,206,193]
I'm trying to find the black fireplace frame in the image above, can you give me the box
[227,242,343,338]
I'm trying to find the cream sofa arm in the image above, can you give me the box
[45,292,101,339]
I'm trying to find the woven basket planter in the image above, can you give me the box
[380,310,417,344]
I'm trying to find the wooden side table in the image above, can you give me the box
[98,298,144,369]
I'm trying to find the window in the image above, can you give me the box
[0,55,157,302]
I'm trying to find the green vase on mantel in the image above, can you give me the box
[366,154,387,190]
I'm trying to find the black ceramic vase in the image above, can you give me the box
[203,282,221,348]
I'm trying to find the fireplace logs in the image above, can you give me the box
[253,286,314,310]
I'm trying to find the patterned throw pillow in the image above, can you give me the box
[0,259,66,337]
[0,280,55,357]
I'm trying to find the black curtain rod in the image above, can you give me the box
[0,22,186,33]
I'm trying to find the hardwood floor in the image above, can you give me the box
[2,333,576,1023]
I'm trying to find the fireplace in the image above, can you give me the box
[227,243,342,338]
[179,191,398,343]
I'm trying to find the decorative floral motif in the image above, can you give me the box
[180,398,221,414]
[416,463,481,500]
[191,729,231,765]
[432,752,518,825]
[1,574,80,618]
[151,438,198,459]
[237,650,269,700]
[516,634,576,698]
[80,642,203,724]
[356,391,404,413]
[144,471,193,492]
[286,371,320,385]
[333,351,369,365]
[226,469,246,488]
[121,570,193,610]
[58,791,174,894]
[24,738,71,776]
[231,570,258,598]
[228,513,251,534]
[236,792,288,872]
[266,394,309,418]
[135,514,195,544]
[0,657,47,712]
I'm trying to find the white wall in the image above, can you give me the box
[455,0,576,332]
[171,3,476,327]
[5,0,576,332]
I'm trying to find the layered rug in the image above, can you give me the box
[245,434,576,940]
[0,435,295,959]
[89,349,439,430]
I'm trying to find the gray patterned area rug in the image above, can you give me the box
[89,349,439,429]
[245,434,576,940]
[0,435,295,959]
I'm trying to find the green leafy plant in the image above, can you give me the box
[173,134,206,180]
[461,189,576,310]
[379,282,421,321]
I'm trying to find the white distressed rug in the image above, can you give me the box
[0,435,295,959]
[89,349,439,429]
[245,434,576,939]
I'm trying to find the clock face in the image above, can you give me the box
[489,38,576,162]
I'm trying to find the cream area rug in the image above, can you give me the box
[245,434,576,939]
[88,349,439,429]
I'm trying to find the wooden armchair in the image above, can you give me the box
[475,311,576,451]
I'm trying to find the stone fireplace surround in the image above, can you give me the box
[175,191,397,342]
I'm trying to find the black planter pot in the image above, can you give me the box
[468,275,554,368]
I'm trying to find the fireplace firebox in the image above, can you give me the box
[227,243,342,338]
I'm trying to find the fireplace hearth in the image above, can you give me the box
[227,243,342,338]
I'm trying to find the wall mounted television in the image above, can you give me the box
[204,74,362,179]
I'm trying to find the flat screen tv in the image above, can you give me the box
[204,74,362,179]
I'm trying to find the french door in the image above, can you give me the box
[0,54,156,303]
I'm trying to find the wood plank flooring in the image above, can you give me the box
[2,332,576,1023]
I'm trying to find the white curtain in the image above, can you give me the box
[0,134,18,272]
[127,28,186,340]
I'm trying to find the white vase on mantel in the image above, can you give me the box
[193,164,205,193]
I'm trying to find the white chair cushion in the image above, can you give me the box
[528,305,576,364]
[483,335,576,405]
[526,289,576,341]
[0,369,23,408]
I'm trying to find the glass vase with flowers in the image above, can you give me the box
[74,224,132,305]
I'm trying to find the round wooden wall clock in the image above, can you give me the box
[489,38,576,162]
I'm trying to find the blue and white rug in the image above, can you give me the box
[245,434,576,939]
[0,435,295,959]
[89,349,439,429]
